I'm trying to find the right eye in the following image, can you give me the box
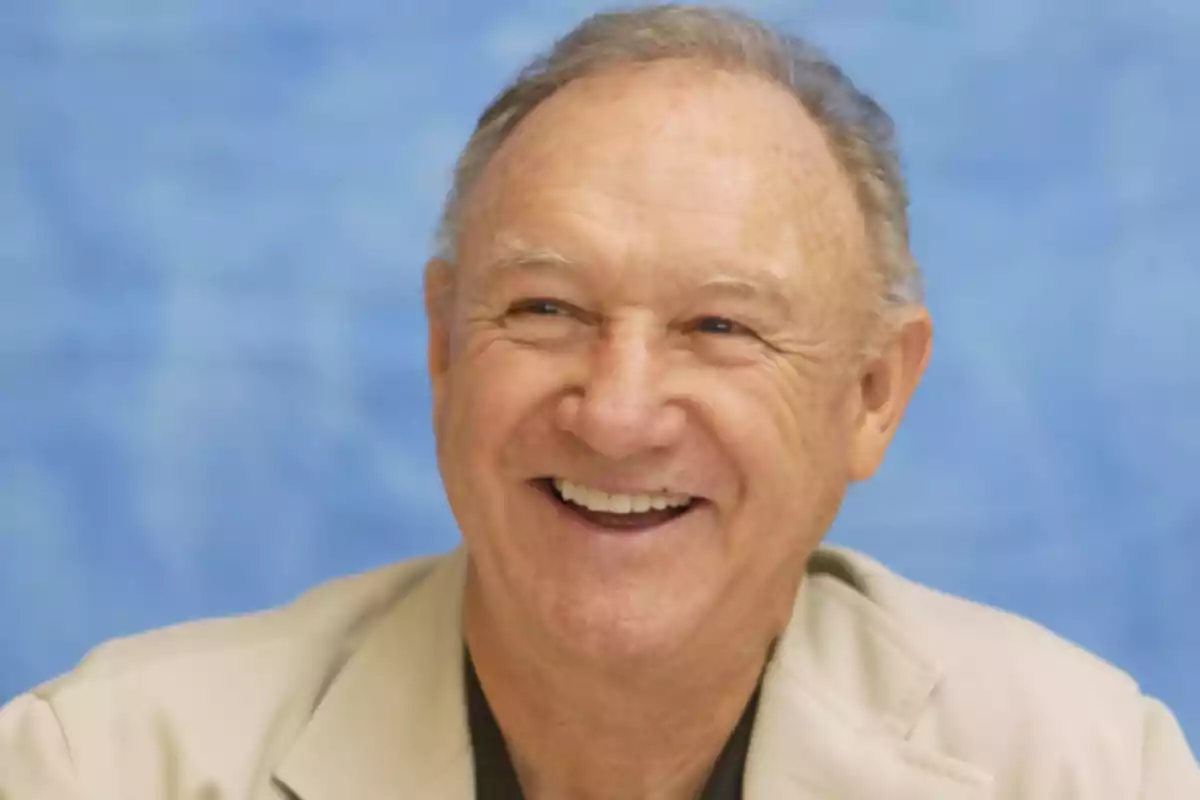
[506,298,570,317]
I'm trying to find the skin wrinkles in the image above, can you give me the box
[424,58,932,800]
[462,232,846,362]
[462,251,842,462]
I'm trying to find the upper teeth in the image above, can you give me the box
[553,478,692,514]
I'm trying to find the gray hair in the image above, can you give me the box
[434,4,923,313]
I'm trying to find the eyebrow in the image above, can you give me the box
[484,245,576,279]
[691,274,793,319]
[481,244,795,318]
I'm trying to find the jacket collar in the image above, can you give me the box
[274,549,474,800]
[744,548,993,798]
[275,547,992,800]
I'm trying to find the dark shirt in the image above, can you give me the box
[465,649,761,800]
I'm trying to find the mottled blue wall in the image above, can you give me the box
[2,0,1197,742]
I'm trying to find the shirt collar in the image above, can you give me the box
[274,546,992,800]
[464,646,763,800]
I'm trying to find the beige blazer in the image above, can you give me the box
[2,546,1197,799]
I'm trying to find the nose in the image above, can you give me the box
[555,323,685,461]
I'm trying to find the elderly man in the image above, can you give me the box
[2,5,1197,799]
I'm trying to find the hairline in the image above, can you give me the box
[433,7,926,353]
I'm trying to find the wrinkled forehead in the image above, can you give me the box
[456,61,872,302]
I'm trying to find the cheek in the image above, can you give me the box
[438,338,562,478]
[705,361,852,511]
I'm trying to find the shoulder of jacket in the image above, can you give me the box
[805,549,1187,796]
[30,551,447,704]
[3,551,457,795]
[811,546,1141,702]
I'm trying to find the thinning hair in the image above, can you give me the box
[434,3,923,316]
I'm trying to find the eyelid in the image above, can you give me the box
[508,297,567,314]
[686,314,759,337]
[508,295,585,313]
[505,296,597,324]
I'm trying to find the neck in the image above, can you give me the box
[463,579,775,800]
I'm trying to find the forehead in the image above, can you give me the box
[457,60,869,298]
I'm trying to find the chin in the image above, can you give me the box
[534,579,715,664]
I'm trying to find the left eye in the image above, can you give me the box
[691,316,753,336]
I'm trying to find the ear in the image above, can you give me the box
[847,306,933,482]
[424,258,455,410]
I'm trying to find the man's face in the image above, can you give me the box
[429,61,888,660]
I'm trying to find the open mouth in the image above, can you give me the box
[533,477,700,532]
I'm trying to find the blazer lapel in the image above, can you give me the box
[274,549,474,800]
[272,546,994,800]
[745,550,994,800]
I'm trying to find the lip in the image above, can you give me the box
[542,475,705,502]
[530,478,705,538]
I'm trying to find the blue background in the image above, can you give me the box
[1,0,1197,744]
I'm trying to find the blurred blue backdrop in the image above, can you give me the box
[1,0,1197,743]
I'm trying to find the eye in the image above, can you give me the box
[507,298,570,317]
[689,316,756,337]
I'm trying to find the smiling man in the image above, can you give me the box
[2,5,1197,800]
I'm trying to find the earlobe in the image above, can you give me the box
[847,307,933,482]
